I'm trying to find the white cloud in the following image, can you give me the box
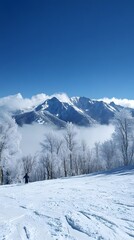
[0,92,71,112]
[0,93,48,112]
[52,93,72,104]
[18,123,115,156]
[98,97,134,109]
[76,124,115,148]
[18,124,45,155]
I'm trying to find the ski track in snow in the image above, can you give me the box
[0,168,134,240]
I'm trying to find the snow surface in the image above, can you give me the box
[0,167,134,240]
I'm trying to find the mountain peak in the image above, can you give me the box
[2,92,134,128]
[51,93,72,104]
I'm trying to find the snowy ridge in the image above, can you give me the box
[0,167,134,240]
[1,93,134,112]
[2,92,134,127]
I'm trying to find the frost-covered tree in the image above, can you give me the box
[40,131,63,179]
[112,109,134,166]
[64,122,77,176]
[100,140,117,169]
[0,114,21,184]
[92,142,102,171]
[77,140,92,174]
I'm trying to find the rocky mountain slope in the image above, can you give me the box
[14,95,123,127]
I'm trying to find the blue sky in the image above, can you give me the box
[0,0,134,99]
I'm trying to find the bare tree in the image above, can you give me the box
[22,155,35,174]
[40,154,54,180]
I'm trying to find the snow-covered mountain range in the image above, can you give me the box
[1,93,134,127]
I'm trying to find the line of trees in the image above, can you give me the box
[0,114,21,184]
[0,109,134,184]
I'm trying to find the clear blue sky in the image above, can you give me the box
[0,0,134,99]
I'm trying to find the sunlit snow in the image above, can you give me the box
[0,167,134,240]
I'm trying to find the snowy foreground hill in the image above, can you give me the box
[0,168,134,240]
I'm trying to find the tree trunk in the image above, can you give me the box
[0,167,3,185]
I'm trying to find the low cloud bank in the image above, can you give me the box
[18,124,115,156]
[77,124,115,147]
[99,97,134,109]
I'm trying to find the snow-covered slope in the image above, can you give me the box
[35,97,96,126]
[0,167,134,240]
[71,97,116,124]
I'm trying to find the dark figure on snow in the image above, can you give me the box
[23,173,29,184]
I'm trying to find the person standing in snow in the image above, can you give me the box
[23,173,29,184]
